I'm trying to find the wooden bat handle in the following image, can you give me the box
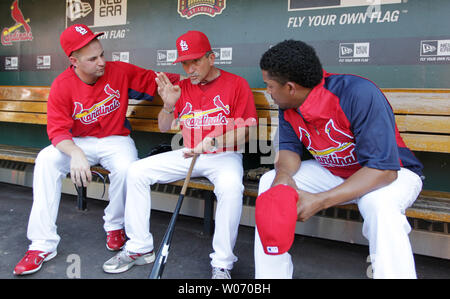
[180,154,199,196]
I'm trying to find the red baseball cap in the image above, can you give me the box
[255,184,299,255]
[60,24,104,57]
[173,31,212,63]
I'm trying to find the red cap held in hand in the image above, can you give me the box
[255,184,299,255]
[174,30,212,63]
[60,24,104,57]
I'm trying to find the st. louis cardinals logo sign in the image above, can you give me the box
[178,0,226,19]
[1,0,33,46]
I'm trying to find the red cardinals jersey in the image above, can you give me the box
[47,61,179,146]
[279,71,423,178]
[174,70,257,151]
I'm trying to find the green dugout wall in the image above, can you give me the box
[0,0,448,191]
[1,0,450,87]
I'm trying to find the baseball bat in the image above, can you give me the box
[149,153,199,279]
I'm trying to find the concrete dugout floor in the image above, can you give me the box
[0,182,449,279]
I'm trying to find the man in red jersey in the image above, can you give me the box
[103,31,257,278]
[13,24,180,275]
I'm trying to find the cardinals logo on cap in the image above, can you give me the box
[180,40,189,51]
[75,25,88,35]
[174,31,212,63]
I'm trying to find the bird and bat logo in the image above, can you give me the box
[1,0,33,46]
[72,84,121,125]
[299,119,358,168]
[178,95,230,129]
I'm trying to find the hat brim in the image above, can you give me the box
[173,51,206,64]
[68,32,104,56]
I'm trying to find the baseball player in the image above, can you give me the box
[102,31,257,278]
[254,40,423,279]
[13,24,180,275]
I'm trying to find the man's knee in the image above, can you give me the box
[36,146,63,165]
[358,193,395,217]
[258,170,276,195]
[126,160,150,183]
[214,172,244,197]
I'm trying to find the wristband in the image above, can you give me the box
[162,106,175,114]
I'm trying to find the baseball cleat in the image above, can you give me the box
[103,249,155,274]
[13,250,57,275]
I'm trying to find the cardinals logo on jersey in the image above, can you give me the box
[179,95,230,129]
[72,84,121,124]
[299,119,358,168]
[1,0,33,46]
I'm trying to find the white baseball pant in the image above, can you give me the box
[254,160,422,279]
[27,135,138,253]
[124,149,244,270]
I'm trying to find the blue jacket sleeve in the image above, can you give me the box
[278,109,304,157]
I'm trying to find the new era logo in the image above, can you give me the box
[339,43,370,58]
[75,25,88,35]
[422,44,436,54]
[340,45,353,56]
[180,40,188,51]
[420,41,438,56]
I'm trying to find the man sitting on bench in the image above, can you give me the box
[13,24,180,275]
[254,39,424,279]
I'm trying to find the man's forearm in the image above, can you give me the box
[158,108,175,132]
[271,150,302,189]
[55,139,81,156]
[55,139,92,187]
[214,126,250,149]
[274,150,301,176]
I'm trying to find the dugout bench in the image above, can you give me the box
[0,86,449,238]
